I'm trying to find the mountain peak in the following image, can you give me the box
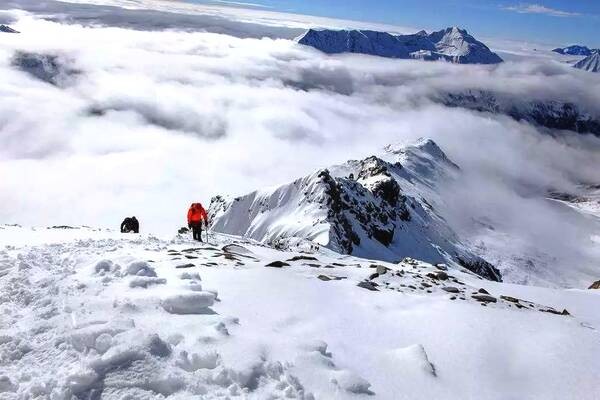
[209,139,500,281]
[0,25,19,34]
[574,52,600,73]
[297,27,503,64]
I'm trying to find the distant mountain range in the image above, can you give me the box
[436,90,600,135]
[552,45,597,56]
[297,27,503,65]
[209,138,502,281]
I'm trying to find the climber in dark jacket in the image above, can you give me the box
[120,216,139,233]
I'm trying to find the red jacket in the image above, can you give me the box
[187,203,208,225]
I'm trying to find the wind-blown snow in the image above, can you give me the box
[1,225,599,399]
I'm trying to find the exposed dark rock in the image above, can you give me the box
[478,288,489,294]
[588,280,600,290]
[435,271,448,280]
[457,257,502,282]
[265,261,290,268]
[318,275,332,281]
[12,51,80,86]
[357,281,379,291]
[472,294,497,303]
[287,255,319,262]
[175,264,195,269]
[500,295,520,303]
[0,25,19,33]
[442,286,460,293]
[376,265,389,275]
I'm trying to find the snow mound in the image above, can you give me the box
[297,26,503,64]
[161,292,216,314]
[129,276,167,288]
[126,261,157,277]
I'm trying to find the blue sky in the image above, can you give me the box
[196,0,600,47]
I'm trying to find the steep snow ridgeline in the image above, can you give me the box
[574,51,600,73]
[1,225,600,399]
[210,139,501,281]
[296,27,503,64]
[436,89,600,136]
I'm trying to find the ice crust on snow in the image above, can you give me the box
[297,27,503,64]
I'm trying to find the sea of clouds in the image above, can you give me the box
[1,0,599,286]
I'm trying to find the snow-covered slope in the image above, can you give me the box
[296,27,503,64]
[1,225,599,399]
[552,45,594,56]
[574,51,600,73]
[210,139,501,281]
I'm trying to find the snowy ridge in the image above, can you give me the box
[209,139,501,281]
[574,51,600,73]
[296,27,503,64]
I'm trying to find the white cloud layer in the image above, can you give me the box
[503,3,582,18]
[1,9,600,286]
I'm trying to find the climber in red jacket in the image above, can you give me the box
[187,203,208,242]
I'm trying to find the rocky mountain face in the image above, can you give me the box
[296,27,503,64]
[209,139,501,281]
[0,24,19,33]
[436,90,600,136]
[552,45,594,56]
[574,51,600,73]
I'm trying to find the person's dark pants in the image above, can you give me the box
[191,224,203,242]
